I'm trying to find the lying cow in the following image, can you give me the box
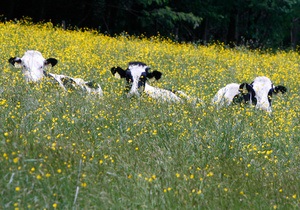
[111,62,199,103]
[9,50,103,96]
[212,76,287,112]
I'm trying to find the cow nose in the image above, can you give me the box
[257,103,271,112]
[127,90,140,98]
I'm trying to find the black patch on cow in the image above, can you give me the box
[45,58,58,67]
[111,66,127,78]
[125,70,133,83]
[121,70,133,92]
[274,85,287,94]
[239,83,257,105]
[232,93,244,104]
[128,61,147,66]
[268,89,273,105]
[8,57,16,65]
[147,70,162,80]
[138,72,147,86]
[8,57,21,66]
[266,85,287,107]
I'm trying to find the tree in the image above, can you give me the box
[1,0,300,49]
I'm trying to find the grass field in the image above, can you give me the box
[1,20,300,209]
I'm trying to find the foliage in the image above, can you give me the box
[140,6,202,36]
[1,21,300,209]
[1,0,300,48]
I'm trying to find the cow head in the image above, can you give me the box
[111,62,162,96]
[240,76,287,112]
[9,50,58,82]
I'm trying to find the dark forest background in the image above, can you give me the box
[1,0,300,49]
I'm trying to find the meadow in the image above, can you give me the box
[0,20,300,209]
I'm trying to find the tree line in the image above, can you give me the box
[1,0,300,49]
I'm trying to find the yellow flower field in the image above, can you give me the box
[0,20,300,209]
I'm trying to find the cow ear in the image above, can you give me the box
[8,57,22,68]
[274,85,287,94]
[111,67,126,79]
[45,58,58,67]
[147,70,162,80]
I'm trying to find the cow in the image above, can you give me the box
[8,50,103,96]
[111,62,200,103]
[212,76,287,112]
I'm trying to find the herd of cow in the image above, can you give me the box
[8,50,287,113]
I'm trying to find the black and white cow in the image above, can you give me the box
[212,76,287,112]
[9,50,103,96]
[111,62,199,103]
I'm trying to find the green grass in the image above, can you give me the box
[1,85,299,209]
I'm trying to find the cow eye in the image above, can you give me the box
[140,73,147,80]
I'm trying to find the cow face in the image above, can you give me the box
[9,50,57,82]
[241,76,287,112]
[111,62,162,97]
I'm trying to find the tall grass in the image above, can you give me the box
[1,20,300,209]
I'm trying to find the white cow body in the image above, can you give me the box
[212,83,241,106]
[144,83,181,102]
